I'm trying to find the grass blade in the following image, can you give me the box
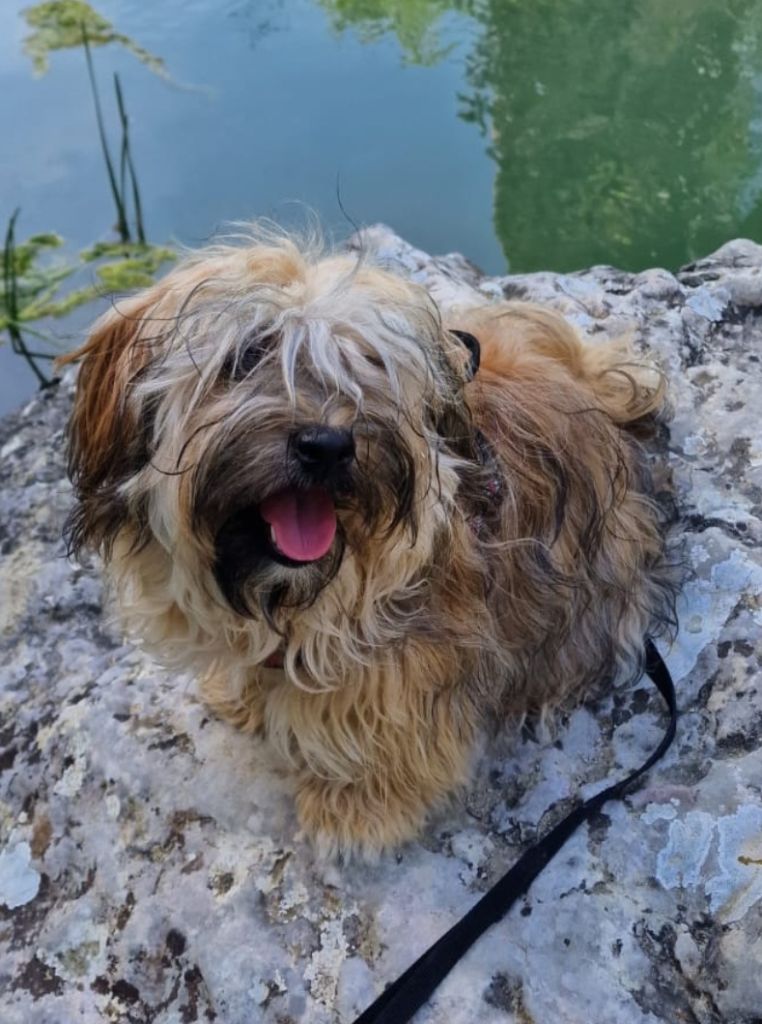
[117,75,129,221]
[83,24,130,242]
[3,208,21,326]
[114,72,146,244]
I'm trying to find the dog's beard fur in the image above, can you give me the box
[63,226,677,858]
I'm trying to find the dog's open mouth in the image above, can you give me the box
[212,487,340,614]
[259,487,337,563]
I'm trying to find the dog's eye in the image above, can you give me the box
[223,330,276,380]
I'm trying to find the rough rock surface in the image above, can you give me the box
[2,229,762,1024]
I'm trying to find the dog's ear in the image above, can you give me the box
[60,288,162,555]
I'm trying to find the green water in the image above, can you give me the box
[3,0,762,412]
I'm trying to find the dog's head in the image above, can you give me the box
[65,230,484,651]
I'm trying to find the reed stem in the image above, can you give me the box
[3,210,54,389]
[82,24,130,243]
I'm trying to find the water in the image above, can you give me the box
[2,0,762,414]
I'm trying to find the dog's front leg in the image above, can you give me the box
[200,665,270,735]
[291,682,476,859]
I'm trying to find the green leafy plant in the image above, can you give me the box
[4,3,177,392]
[1,211,175,387]
[81,241,176,290]
[2,211,61,388]
[22,0,167,78]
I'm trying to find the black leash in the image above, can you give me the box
[352,639,677,1024]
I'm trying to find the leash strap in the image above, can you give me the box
[353,639,677,1024]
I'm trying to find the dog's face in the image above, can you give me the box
[66,234,481,644]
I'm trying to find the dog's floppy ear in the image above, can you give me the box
[60,289,162,555]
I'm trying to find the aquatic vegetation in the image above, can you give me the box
[22,0,167,78]
[81,242,176,290]
[1,212,175,386]
[2,212,60,387]
[1,232,175,327]
[1,221,74,334]
[1,227,174,329]
[5,8,176,389]
[83,28,146,244]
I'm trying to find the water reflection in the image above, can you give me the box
[323,0,762,271]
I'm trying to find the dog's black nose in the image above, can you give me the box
[292,426,355,475]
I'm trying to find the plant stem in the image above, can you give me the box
[114,73,146,244]
[3,208,20,323]
[3,211,53,389]
[82,24,131,243]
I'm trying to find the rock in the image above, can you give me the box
[1,231,761,1023]
[0,842,40,910]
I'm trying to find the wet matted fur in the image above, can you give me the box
[63,227,677,858]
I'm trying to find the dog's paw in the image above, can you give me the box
[200,670,267,735]
[295,775,427,862]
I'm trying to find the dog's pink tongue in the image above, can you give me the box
[260,488,337,562]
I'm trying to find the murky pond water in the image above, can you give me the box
[3,0,762,413]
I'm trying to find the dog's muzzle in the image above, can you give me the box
[211,425,357,610]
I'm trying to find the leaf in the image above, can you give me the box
[21,0,168,78]
[1,225,175,336]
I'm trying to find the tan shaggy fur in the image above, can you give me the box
[63,226,675,858]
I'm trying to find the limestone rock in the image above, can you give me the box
[1,231,761,1023]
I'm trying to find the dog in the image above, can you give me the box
[63,227,676,858]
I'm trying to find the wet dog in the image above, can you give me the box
[64,228,675,857]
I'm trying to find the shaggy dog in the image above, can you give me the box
[64,228,675,858]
